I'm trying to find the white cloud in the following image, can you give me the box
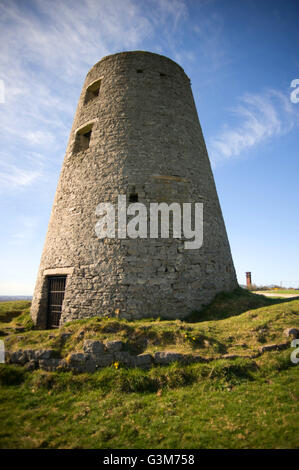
[0,0,190,190]
[0,161,41,189]
[25,130,56,146]
[209,89,299,164]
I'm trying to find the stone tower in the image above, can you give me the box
[31,51,237,328]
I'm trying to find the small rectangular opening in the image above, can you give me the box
[84,79,101,104]
[136,69,143,74]
[129,193,138,203]
[160,73,167,78]
[46,275,66,328]
[73,123,93,153]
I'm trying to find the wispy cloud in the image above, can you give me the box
[0,161,41,189]
[0,0,191,190]
[192,11,230,74]
[209,89,299,165]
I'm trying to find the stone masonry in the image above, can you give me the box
[30,51,238,328]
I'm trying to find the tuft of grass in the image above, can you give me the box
[0,351,298,449]
[1,297,298,361]
[12,310,35,331]
[0,301,31,323]
[0,364,26,386]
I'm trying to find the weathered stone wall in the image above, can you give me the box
[31,51,238,327]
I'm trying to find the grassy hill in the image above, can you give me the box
[0,289,298,449]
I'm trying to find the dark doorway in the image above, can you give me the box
[46,276,66,328]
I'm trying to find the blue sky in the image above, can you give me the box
[0,0,298,294]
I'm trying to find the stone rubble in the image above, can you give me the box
[5,336,292,373]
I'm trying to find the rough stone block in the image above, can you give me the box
[39,358,62,371]
[85,358,97,373]
[27,349,56,361]
[66,352,88,372]
[24,360,38,371]
[113,351,134,366]
[83,340,105,355]
[134,353,153,368]
[95,353,114,367]
[9,350,28,365]
[105,340,123,352]
[154,351,184,364]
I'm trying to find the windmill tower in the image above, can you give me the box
[30,51,237,328]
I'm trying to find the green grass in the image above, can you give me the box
[0,353,298,449]
[2,289,298,359]
[0,291,298,448]
[0,301,31,323]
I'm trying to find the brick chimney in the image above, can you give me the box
[246,272,252,288]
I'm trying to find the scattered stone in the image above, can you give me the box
[259,342,290,353]
[83,340,105,355]
[105,340,123,352]
[66,352,87,372]
[27,349,56,361]
[9,350,28,365]
[134,353,153,368]
[95,353,114,367]
[114,351,134,366]
[7,324,294,375]
[284,328,299,338]
[24,360,38,371]
[85,358,97,373]
[154,351,184,364]
[67,352,86,363]
[39,359,62,371]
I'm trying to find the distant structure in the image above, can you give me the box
[30,51,237,328]
[246,272,252,288]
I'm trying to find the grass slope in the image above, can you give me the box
[0,290,298,449]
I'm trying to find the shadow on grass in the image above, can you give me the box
[185,287,294,323]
